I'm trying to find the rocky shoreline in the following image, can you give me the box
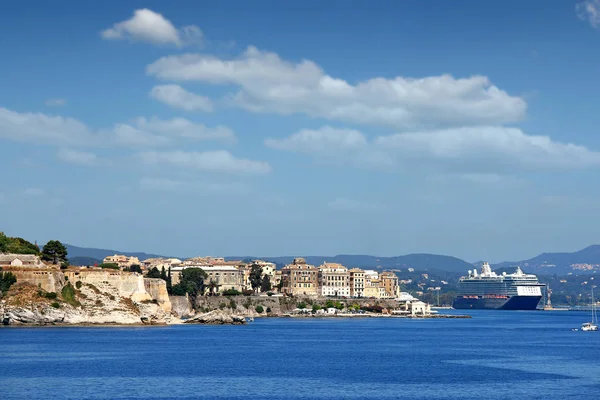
[0,272,468,327]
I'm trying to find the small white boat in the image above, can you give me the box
[580,287,598,332]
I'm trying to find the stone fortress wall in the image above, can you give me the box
[5,267,171,312]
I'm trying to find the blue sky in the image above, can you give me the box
[1,0,600,262]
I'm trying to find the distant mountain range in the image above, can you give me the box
[65,243,600,275]
[65,244,473,272]
[488,245,600,275]
[66,244,170,267]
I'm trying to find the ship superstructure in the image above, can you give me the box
[452,262,545,310]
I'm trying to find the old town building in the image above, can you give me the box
[281,257,318,296]
[380,271,401,298]
[103,254,141,269]
[349,268,365,298]
[318,263,350,297]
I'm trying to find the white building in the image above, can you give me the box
[318,263,350,297]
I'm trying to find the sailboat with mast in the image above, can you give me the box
[581,286,598,332]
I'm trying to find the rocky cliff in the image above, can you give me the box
[1,268,180,326]
[0,282,179,325]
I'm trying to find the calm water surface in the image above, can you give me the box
[1,310,599,399]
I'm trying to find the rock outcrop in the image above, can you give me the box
[1,280,181,326]
[183,310,246,325]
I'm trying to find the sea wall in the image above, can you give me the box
[191,295,400,316]
[169,295,194,318]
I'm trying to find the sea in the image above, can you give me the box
[1,310,599,400]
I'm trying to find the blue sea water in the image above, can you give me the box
[1,310,599,399]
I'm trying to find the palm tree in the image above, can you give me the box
[208,280,218,296]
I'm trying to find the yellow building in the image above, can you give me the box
[103,254,141,269]
[281,257,318,296]
[380,271,400,298]
[349,268,365,298]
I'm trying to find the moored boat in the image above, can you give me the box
[452,262,545,310]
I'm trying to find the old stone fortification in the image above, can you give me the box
[169,295,194,318]
[4,268,170,310]
[144,278,171,312]
[64,270,152,303]
[4,268,66,293]
[191,295,401,317]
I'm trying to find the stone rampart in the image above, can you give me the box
[169,295,194,318]
[5,268,65,293]
[144,278,172,312]
[64,270,152,303]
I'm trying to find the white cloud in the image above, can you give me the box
[23,188,45,197]
[57,148,100,166]
[150,84,213,112]
[265,126,367,153]
[44,98,66,107]
[140,177,246,193]
[327,198,384,212]
[134,116,235,143]
[0,107,233,149]
[135,150,271,175]
[147,46,527,129]
[265,126,391,168]
[375,126,600,170]
[101,8,202,47]
[268,125,600,172]
[112,123,171,147]
[577,0,600,28]
[0,107,96,146]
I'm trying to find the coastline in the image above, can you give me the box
[1,313,471,327]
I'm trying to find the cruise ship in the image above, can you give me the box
[452,262,545,310]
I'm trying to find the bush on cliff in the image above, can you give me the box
[255,305,264,313]
[0,271,17,296]
[98,263,119,270]
[222,288,241,296]
[44,292,58,300]
[61,283,80,307]
[146,267,162,279]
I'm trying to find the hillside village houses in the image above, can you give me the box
[102,254,141,269]
[100,253,403,299]
[0,254,46,268]
[141,257,182,270]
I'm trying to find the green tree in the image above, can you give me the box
[207,279,218,296]
[261,275,272,293]
[0,232,9,253]
[41,240,68,265]
[146,267,162,278]
[160,266,167,281]
[181,268,208,297]
[98,263,119,270]
[312,304,322,313]
[0,271,17,295]
[126,264,142,274]
[166,267,172,294]
[255,305,264,313]
[249,264,263,293]
[0,232,40,255]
